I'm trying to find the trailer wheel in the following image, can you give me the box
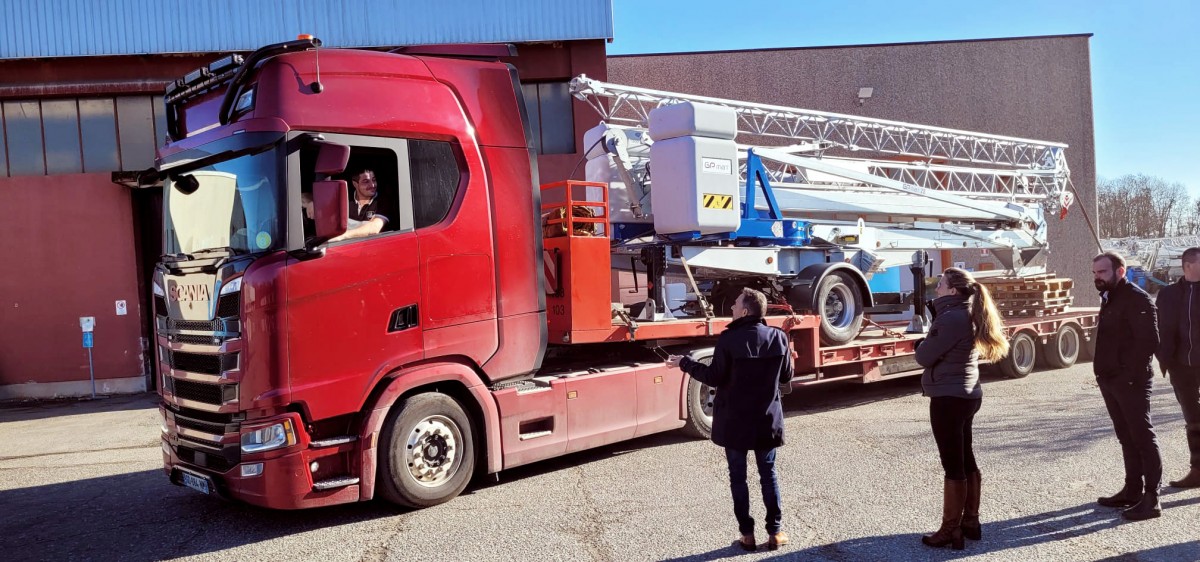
[681,355,715,439]
[377,393,475,508]
[999,331,1038,379]
[1043,324,1082,369]
[815,271,865,346]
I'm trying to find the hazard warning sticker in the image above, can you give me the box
[701,193,735,210]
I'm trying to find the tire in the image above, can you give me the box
[815,271,865,346]
[999,331,1038,379]
[377,393,476,508]
[680,354,715,439]
[1043,323,1082,369]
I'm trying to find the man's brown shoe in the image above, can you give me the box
[768,532,789,551]
[1169,468,1200,488]
[735,535,756,551]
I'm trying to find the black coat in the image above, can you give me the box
[1155,279,1200,371]
[1094,277,1159,380]
[679,315,794,451]
[916,295,982,399]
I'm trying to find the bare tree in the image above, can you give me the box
[1098,174,1193,238]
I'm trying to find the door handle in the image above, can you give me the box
[388,304,419,332]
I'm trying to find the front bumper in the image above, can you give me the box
[161,414,363,510]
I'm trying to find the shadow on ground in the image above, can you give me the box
[662,493,1200,562]
[0,469,402,561]
[0,392,158,423]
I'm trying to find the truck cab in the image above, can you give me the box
[155,40,547,508]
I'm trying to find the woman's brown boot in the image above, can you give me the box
[922,478,967,550]
[961,471,982,540]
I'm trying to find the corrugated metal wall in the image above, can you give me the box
[0,0,613,58]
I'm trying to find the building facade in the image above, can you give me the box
[0,0,613,399]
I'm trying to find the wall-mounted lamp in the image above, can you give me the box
[858,87,874,106]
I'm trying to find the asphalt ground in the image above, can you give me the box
[2,363,1198,562]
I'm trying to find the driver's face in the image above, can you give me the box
[352,171,378,199]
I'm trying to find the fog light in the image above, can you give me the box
[240,463,264,477]
[310,461,319,473]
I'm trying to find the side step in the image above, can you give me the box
[312,476,360,491]
[310,436,356,448]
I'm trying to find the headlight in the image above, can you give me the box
[240,419,297,454]
[219,277,242,295]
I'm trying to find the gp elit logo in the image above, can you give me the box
[701,157,732,175]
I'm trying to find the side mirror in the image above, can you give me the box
[310,180,347,247]
[313,140,350,176]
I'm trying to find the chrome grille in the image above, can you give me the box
[163,349,237,374]
[170,378,224,404]
[174,414,229,435]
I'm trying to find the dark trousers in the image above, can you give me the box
[725,448,782,535]
[1169,365,1200,469]
[930,396,982,480]
[1098,373,1162,491]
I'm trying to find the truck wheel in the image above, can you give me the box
[377,393,475,508]
[681,355,715,439]
[999,331,1037,379]
[816,271,864,346]
[1043,324,1082,369]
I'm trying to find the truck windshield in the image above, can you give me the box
[163,141,284,256]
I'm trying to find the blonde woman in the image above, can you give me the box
[915,268,1009,550]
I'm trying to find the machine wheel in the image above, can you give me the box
[999,331,1038,379]
[681,354,715,439]
[377,393,476,508]
[1043,323,1083,369]
[815,271,865,346]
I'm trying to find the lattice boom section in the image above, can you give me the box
[571,76,1068,172]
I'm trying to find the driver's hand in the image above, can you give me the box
[666,355,684,369]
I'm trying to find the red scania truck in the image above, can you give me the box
[152,38,1096,509]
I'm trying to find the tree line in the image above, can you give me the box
[1097,174,1200,238]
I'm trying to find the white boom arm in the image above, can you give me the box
[570,75,1072,213]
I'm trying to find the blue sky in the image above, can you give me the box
[609,0,1200,198]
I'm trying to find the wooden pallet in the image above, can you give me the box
[996,288,1072,300]
[996,296,1074,309]
[980,273,1073,292]
[1000,305,1070,318]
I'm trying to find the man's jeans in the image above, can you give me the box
[725,447,782,535]
[1169,365,1200,469]
[1098,373,1163,491]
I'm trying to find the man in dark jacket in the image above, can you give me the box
[1155,247,1200,488]
[668,287,794,551]
[1092,251,1163,520]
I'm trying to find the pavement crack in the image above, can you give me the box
[554,466,612,562]
[359,519,407,562]
[0,443,158,462]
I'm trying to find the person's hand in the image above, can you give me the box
[666,355,684,369]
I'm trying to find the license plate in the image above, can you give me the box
[181,471,212,495]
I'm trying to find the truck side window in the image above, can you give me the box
[300,144,402,242]
[410,140,461,229]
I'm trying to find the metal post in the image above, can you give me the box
[907,250,931,334]
[88,346,96,399]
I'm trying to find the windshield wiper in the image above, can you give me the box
[162,252,196,262]
[194,246,248,255]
